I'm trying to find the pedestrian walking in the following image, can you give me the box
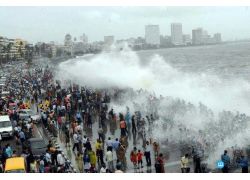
[144,141,152,167]
[181,154,190,173]
[221,150,230,173]
[106,149,113,172]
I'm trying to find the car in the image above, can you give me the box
[0,115,13,138]
[26,138,47,157]
[18,109,41,123]
[4,157,26,173]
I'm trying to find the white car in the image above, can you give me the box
[0,115,13,138]
[18,109,41,123]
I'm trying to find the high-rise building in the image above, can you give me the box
[171,23,183,45]
[214,33,222,43]
[145,25,160,45]
[64,34,73,55]
[192,28,203,45]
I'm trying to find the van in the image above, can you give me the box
[4,157,26,173]
[0,115,13,138]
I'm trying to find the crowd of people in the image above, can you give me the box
[0,60,250,173]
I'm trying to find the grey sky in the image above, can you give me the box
[0,6,250,43]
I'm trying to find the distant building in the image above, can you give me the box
[145,25,160,46]
[171,23,183,45]
[64,34,73,56]
[214,33,222,43]
[0,36,9,46]
[183,34,191,45]
[160,35,171,47]
[192,28,203,45]
[49,41,57,57]
[73,42,90,55]
[64,34,72,46]
[104,36,114,46]
[80,33,88,44]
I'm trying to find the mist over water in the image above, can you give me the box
[56,44,250,168]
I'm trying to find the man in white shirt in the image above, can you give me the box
[45,150,52,164]
[144,141,152,166]
[106,150,113,171]
[72,132,79,153]
[57,151,65,167]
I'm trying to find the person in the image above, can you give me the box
[45,150,52,165]
[125,111,131,131]
[65,127,70,147]
[76,152,83,172]
[117,144,126,170]
[181,154,190,173]
[112,138,120,158]
[98,128,105,144]
[155,153,165,173]
[106,149,113,172]
[193,149,202,173]
[39,158,45,173]
[131,115,137,134]
[130,147,138,169]
[5,144,13,158]
[221,150,230,173]
[12,150,18,157]
[19,130,26,146]
[85,138,92,151]
[115,163,123,173]
[57,151,65,167]
[82,135,87,147]
[72,132,79,153]
[30,159,38,173]
[100,163,107,173]
[137,149,144,169]
[238,155,248,173]
[47,140,53,150]
[120,119,127,137]
[144,141,152,166]
[106,137,113,152]
[95,139,104,165]
[88,148,97,168]
[83,153,91,173]
[153,142,160,159]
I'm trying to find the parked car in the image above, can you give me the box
[18,109,41,123]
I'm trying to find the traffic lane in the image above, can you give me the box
[1,123,45,156]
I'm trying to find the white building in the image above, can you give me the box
[145,25,160,45]
[171,23,183,45]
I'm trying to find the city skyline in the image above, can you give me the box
[0,7,250,43]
